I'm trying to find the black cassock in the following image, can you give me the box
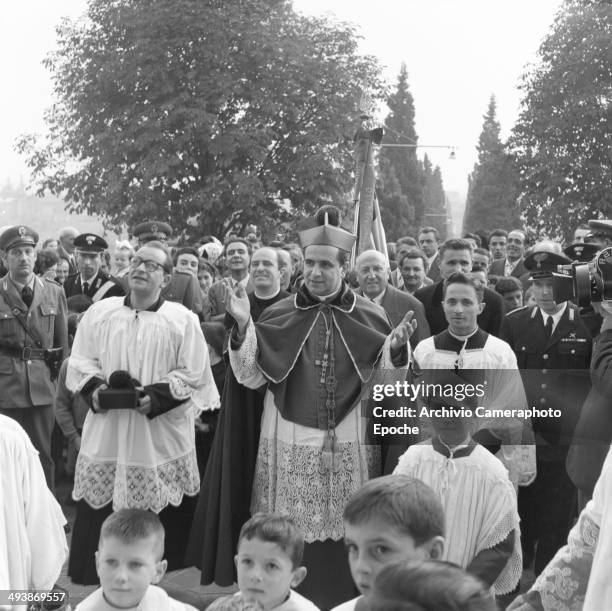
[185,290,289,585]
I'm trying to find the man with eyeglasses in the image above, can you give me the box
[65,240,220,585]
[63,233,125,304]
[132,221,203,317]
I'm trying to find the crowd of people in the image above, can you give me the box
[2,209,612,611]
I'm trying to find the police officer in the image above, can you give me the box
[132,221,203,317]
[0,225,69,489]
[63,233,125,303]
[500,242,592,575]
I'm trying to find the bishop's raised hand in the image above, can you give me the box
[223,279,251,332]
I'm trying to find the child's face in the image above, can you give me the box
[344,519,434,602]
[235,537,306,610]
[96,535,166,608]
[114,252,130,270]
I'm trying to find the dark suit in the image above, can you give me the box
[426,252,441,282]
[414,281,505,336]
[163,271,204,317]
[359,285,431,349]
[500,303,591,574]
[64,270,125,302]
[0,275,69,488]
[489,257,529,289]
[57,244,77,275]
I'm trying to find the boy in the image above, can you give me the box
[332,475,445,611]
[75,509,197,610]
[209,513,318,611]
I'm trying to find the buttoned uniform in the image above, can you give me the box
[0,275,69,488]
[500,303,591,574]
[63,270,125,302]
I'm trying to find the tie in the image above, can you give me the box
[545,315,553,339]
[21,286,33,308]
[83,282,89,294]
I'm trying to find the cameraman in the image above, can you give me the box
[509,302,612,610]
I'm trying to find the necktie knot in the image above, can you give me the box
[21,285,33,308]
[83,282,89,294]
[545,315,553,338]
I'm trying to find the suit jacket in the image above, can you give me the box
[64,270,125,302]
[500,303,591,450]
[489,257,529,288]
[426,252,441,283]
[207,277,254,321]
[56,244,78,275]
[358,285,431,349]
[414,280,505,337]
[163,271,204,316]
[0,275,69,407]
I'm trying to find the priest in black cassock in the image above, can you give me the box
[186,246,289,585]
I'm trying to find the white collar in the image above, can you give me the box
[539,301,567,328]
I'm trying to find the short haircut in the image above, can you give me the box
[223,237,252,256]
[488,228,508,240]
[463,232,482,247]
[173,246,199,266]
[36,248,60,271]
[198,258,217,276]
[343,475,445,545]
[139,240,173,274]
[398,248,427,269]
[418,227,439,241]
[443,272,480,299]
[238,513,304,569]
[508,229,526,240]
[42,238,58,249]
[495,276,523,296]
[99,509,165,560]
[275,247,291,269]
[371,560,496,611]
[439,238,474,260]
[473,247,490,259]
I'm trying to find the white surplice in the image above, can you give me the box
[0,415,67,604]
[66,297,219,512]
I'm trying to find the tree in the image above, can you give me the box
[377,63,423,238]
[17,0,384,239]
[510,0,612,239]
[463,95,521,234]
[422,155,447,240]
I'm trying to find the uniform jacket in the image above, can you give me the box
[63,270,125,301]
[500,303,591,449]
[0,275,69,408]
[357,285,431,349]
[414,280,505,336]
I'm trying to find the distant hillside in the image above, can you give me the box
[0,181,121,243]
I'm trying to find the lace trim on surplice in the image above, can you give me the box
[72,451,200,513]
[531,512,599,610]
[252,437,380,543]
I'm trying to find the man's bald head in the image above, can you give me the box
[59,227,79,254]
[355,249,388,270]
[355,250,389,299]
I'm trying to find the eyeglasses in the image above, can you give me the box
[129,256,165,272]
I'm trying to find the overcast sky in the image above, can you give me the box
[1,0,562,201]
